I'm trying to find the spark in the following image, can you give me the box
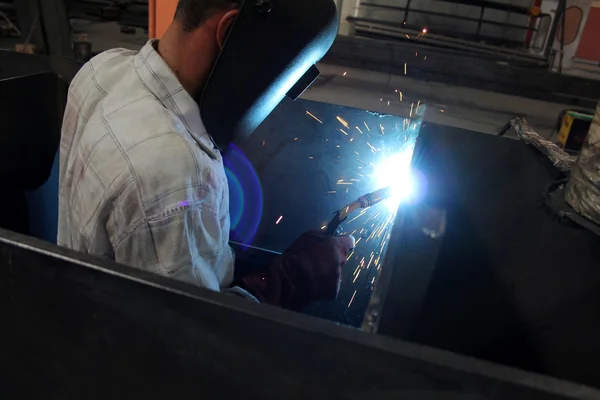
[371,277,376,284]
[366,142,377,153]
[354,151,360,155]
[350,178,360,182]
[399,91,403,101]
[440,109,445,113]
[415,52,418,56]
[348,290,357,308]
[404,63,407,75]
[339,129,348,136]
[327,190,336,194]
[308,156,314,159]
[336,116,350,129]
[306,111,323,124]
[367,254,375,269]
[262,141,266,146]
[321,224,327,230]
[294,137,298,140]
[353,269,361,283]
[350,138,354,142]
[276,215,283,224]
[405,34,410,39]
[379,124,385,135]
[355,237,362,246]
[346,187,349,193]
[346,250,355,262]
[363,121,370,131]
[347,209,368,224]
[356,126,364,134]
[424,55,427,60]
[387,100,390,106]
[356,159,367,166]
[337,181,353,185]
[336,145,341,148]
[343,71,347,76]
[422,27,428,33]
[410,102,414,117]
[380,98,383,102]
[416,100,421,115]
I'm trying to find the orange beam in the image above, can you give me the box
[148,0,179,39]
[149,0,156,38]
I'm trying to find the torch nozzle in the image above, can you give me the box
[357,186,393,208]
[324,186,394,236]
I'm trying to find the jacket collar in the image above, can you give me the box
[134,40,219,160]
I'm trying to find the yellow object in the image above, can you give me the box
[558,111,593,151]
[148,0,179,39]
[558,113,574,148]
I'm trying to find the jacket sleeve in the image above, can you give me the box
[112,203,235,292]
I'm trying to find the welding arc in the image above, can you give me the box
[325,187,393,236]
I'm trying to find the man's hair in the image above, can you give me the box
[176,0,242,32]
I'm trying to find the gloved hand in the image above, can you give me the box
[238,231,355,310]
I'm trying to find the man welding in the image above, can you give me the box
[58,0,353,310]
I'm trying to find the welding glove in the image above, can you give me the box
[238,231,355,310]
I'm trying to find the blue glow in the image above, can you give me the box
[224,168,244,230]
[223,144,263,247]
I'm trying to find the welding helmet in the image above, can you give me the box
[200,0,338,149]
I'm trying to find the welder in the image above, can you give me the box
[58,0,353,310]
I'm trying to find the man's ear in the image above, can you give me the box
[216,9,239,49]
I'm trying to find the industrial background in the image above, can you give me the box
[3,1,600,398]
[1,0,600,138]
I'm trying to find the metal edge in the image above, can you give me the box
[2,227,600,398]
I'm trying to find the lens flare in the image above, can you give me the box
[374,145,416,211]
[223,144,263,247]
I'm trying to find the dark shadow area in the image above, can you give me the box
[379,124,600,387]
[2,229,598,399]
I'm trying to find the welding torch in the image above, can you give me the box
[325,186,393,236]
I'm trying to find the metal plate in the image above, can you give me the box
[233,98,419,326]
[377,125,600,387]
[1,228,598,399]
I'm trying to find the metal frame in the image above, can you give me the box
[13,0,71,57]
[2,227,599,398]
[360,2,539,33]
[356,0,547,50]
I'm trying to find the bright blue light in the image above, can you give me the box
[374,145,417,211]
